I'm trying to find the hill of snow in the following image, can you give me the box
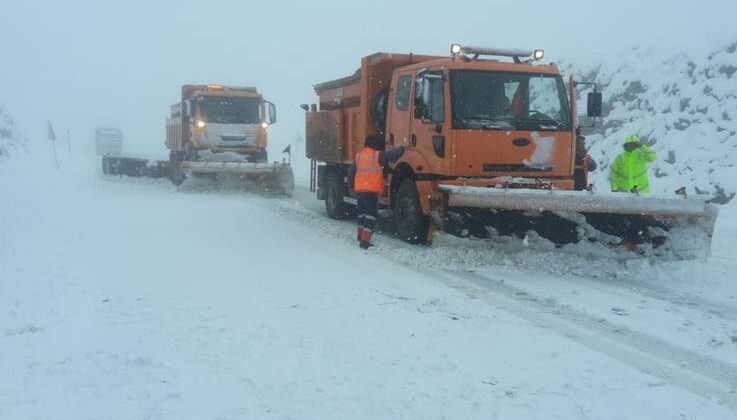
[0,105,27,161]
[564,40,737,203]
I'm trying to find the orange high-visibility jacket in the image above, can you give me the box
[354,148,384,194]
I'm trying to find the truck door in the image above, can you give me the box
[387,72,413,149]
[411,69,449,175]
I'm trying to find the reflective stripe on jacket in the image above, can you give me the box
[354,148,384,194]
[609,145,657,193]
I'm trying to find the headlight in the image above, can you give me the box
[450,43,462,55]
[196,120,206,128]
[261,122,269,129]
[533,49,544,61]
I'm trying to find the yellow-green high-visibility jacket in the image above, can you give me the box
[609,144,657,193]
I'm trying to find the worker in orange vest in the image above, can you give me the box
[348,135,405,249]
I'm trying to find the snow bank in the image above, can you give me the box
[560,40,737,202]
[0,105,27,161]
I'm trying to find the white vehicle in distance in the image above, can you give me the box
[95,127,123,156]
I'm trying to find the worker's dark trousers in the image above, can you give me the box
[356,193,379,233]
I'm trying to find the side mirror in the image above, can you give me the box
[267,102,277,124]
[587,92,602,118]
[300,104,309,112]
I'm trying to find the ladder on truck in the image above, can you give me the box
[310,159,317,192]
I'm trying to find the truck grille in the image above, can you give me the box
[483,164,553,172]
[220,134,256,146]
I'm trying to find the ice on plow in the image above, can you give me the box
[438,185,720,260]
[101,154,294,196]
[181,160,294,196]
[101,156,174,180]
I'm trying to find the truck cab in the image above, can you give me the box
[388,57,574,186]
[167,84,277,162]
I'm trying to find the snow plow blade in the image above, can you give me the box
[438,185,720,260]
[101,156,174,180]
[101,156,294,195]
[182,161,294,196]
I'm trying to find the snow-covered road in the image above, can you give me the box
[1,150,736,420]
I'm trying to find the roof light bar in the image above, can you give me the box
[450,44,545,62]
[203,84,258,92]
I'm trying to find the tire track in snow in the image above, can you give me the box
[417,268,737,409]
[294,187,737,321]
[290,186,737,323]
[559,272,737,322]
[176,183,737,406]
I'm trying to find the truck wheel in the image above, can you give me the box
[325,170,348,219]
[247,149,268,163]
[394,179,429,244]
[184,142,198,161]
[169,150,184,163]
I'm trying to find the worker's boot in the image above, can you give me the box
[359,229,373,249]
[357,227,364,242]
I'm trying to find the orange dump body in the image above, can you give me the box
[306,54,439,165]
[306,52,579,214]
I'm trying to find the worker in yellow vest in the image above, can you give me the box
[609,134,657,194]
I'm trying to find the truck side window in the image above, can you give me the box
[428,74,445,123]
[415,72,445,123]
[395,75,411,111]
[529,76,565,121]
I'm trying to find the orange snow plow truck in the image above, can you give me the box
[303,45,719,259]
[102,84,293,195]
[167,84,273,163]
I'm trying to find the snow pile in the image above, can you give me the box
[0,105,27,161]
[562,40,737,202]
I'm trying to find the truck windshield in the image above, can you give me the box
[450,71,570,131]
[199,97,261,124]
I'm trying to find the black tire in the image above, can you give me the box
[169,168,186,186]
[324,170,348,219]
[184,142,198,161]
[169,150,185,163]
[393,179,429,244]
[247,149,268,163]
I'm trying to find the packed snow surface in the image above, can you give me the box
[1,141,736,419]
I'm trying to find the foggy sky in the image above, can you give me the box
[2,0,735,157]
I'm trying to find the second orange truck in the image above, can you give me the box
[303,44,718,258]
